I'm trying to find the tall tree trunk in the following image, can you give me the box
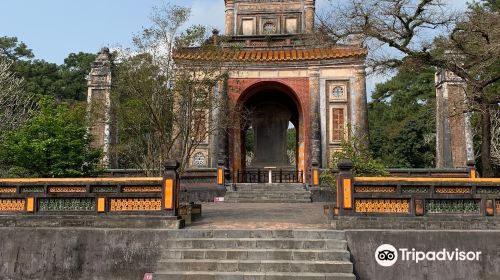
[480,102,494,177]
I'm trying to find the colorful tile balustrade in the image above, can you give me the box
[91,186,118,193]
[477,187,500,195]
[38,198,96,212]
[20,186,44,193]
[401,186,430,194]
[122,186,162,193]
[354,199,410,214]
[354,186,396,193]
[48,186,87,193]
[0,199,25,212]
[435,187,471,194]
[425,199,479,214]
[110,198,161,211]
[0,187,16,193]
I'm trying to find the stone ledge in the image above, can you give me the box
[0,215,184,229]
[332,216,500,230]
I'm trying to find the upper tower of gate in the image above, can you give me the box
[224,0,315,36]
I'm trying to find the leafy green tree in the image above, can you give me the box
[331,133,388,177]
[369,68,436,168]
[0,36,33,60]
[1,36,95,101]
[113,4,232,173]
[14,59,61,97]
[322,0,500,176]
[0,97,102,178]
[58,52,96,100]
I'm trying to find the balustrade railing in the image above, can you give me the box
[335,159,500,217]
[0,160,181,216]
[236,169,303,184]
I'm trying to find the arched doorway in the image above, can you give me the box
[232,81,305,183]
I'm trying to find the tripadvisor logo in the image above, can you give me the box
[375,244,482,267]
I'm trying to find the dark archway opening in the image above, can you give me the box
[240,86,300,170]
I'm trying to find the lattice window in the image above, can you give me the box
[331,86,345,99]
[263,22,277,34]
[331,108,345,142]
[193,152,206,167]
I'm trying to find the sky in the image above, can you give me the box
[0,0,470,93]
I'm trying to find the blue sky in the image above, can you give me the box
[0,0,469,92]
[0,0,227,63]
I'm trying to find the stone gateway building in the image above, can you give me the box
[174,0,369,183]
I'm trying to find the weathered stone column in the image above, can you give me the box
[217,79,229,167]
[354,67,369,146]
[225,0,235,36]
[304,0,316,33]
[87,47,113,167]
[309,67,321,169]
[435,69,473,168]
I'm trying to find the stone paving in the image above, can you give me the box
[190,202,329,229]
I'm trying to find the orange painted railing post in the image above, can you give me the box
[217,160,226,186]
[336,159,354,216]
[467,160,478,179]
[163,160,180,216]
[311,160,320,187]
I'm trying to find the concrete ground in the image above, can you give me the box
[190,202,329,229]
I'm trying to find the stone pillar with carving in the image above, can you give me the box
[225,0,235,36]
[354,67,369,146]
[87,48,114,168]
[304,0,316,33]
[309,67,321,170]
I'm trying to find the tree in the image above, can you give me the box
[0,59,35,135]
[58,52,97,100]
[0,36,33,60]
[113,4,231,174]
[0,97,102,178]
[490,107,500,171]
[330,133,388,176]
[2,36,95,101]
[320,0,500,176]
[369,67,436,168]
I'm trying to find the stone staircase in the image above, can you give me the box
[153,229,355,280]
[224,183,311,203]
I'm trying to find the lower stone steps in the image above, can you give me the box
[156,259,353,273]
[161,248,350,261]
[152,229,355,280]
[162,238,347,250]
[225,199,312,203]
[224,183,311,203]
[153,271,356,280]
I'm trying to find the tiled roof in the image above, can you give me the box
[174,47,367,62]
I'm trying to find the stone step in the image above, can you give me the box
[230,190,307,194]
[224,195,311,200]
[233,186,306,191]
[224,199,312,203]
[156,259,353,274]
[225,191,310,195]
[153,271,356,280]
[157,229,346,239]
[163,238,347,250]
[234,183,305,187]
[161,248,351,261]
